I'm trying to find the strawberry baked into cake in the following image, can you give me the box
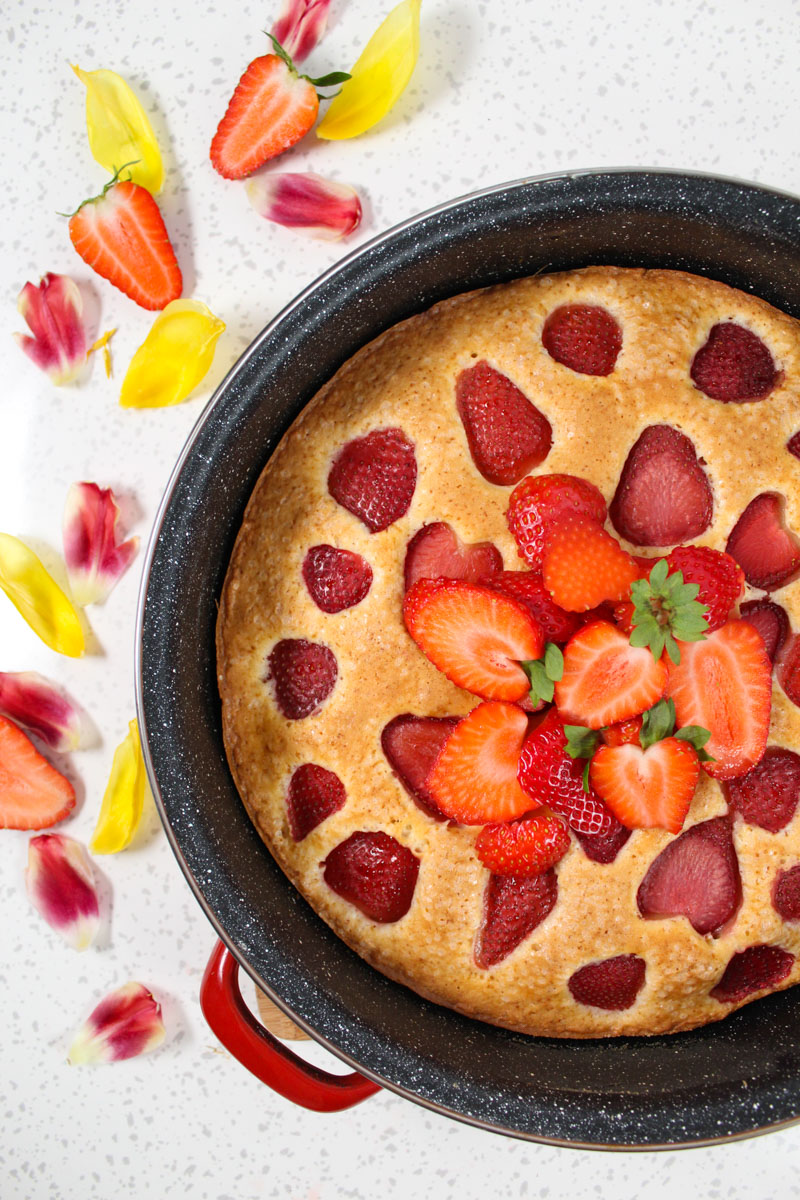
[217,266,800,1037]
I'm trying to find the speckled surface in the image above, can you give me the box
[5,0,800,1195]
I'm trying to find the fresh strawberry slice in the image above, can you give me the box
[740,598,790,663]
[474,811,570,876]
[328,427,417,533]
[636,815,741,936]
[773,865,800,922]
[267,638,337,719]
[454,360,553,484]
[0,716,76,830]
[568,954,646,1011]
[403,580,543,701]
[68,178,182,311]
[667,619,772,779]
[286,763,346,841]
[725,492,800,591]
[517,708,616,836]
[778,633,800,708]
[710,945,794,1002]
[541,304,622,376]
[474,869,558,968]
[322,830,419,923]
[574,820,631,864]
[725,748,800,833]
[506,473,607,571]
[482,570,582,643]
[426,701,532,824]
[302,544,372,612]
[555,621,668,729]
[589,737,699,833]
[380,713,459,820]
[403,522,502,592]
[601,716,643,747]
[542,516,640,613]
[610,425,713,547]
[690,322,780,402]
[665,546,744,632]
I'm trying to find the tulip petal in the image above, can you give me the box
[246,172,362,240]
[0,671,90,752]
[72,65,163,194]
[119,300,226,409]
[317,0,422,140]
[0,534,84,657]
[14,273,88,386]
[68,982,165,1064]
[271,0,333,62]
[87,328,117,378]
[90,719,149,854]
[63,483,138,607]
[26,834,100,951]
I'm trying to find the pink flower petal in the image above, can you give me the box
[0,671,90,752]
[63,482,139,606]
[271,0,332,62]
[14,273,88,385]
[246,172,362,240]
[26,834,99,950]
[68,982,165,1065]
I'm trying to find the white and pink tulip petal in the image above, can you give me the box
[246,173,362,241]
[14,273,88,385]
[271,0,332,61]
[68,982,165,1065]
[63,482,139,606]
[0,671,90,752]
[26,834,99,951]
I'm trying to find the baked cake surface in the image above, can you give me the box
[217,266,800,1037]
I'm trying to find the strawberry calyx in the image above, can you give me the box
[59,161,143,219]
[265,32,350,94]
[629,558,709,664]
[520,642,564,706]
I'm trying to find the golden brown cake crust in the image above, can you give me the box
[217,266,800,1038]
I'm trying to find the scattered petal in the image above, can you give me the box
[246,172,362,239]
[87,327,117,378]
[68,982,165,1064]
[63,483,138,606]
[26,834,99,950]
[271,0,333,62]
[0,671,89,752]
[0,534,84,657]
[317,0,422,140]
[14,273,88,385]
[71,64,163,194]
[119,300,226,409]
[90,719,149,854]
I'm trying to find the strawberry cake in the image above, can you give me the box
[216,265,800,1037]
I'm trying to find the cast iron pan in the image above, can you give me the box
[137,169,800,1148]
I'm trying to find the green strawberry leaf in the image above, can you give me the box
[639,698,676,749]
[674,725,715,762]
[629,559,710,664]
[564,724,600,760]
[521,643,564,706]
[544,642,564,681]
[582,758,592,794]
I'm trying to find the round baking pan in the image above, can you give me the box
[136,169,800,1148]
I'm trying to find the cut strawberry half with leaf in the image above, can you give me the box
[665,546,744,633]
[0,715,76,830]
[725,748,800,834]
[555,620,668,729]
[541,304,622,376]
[725,492,800,592]
[380,713,459,820]
[568,954,646,1011]
[636,815,741,936]
[482,570,581,644]
[609,425,713,547]
[474,869,558,968]
[506,473,607,571]
[542,515,640,613]
[426,701,532,824]
[590,736,699,833]
[455,360,552,484]
[710,945,794,1003]
[739,598,789,663]
[328,427,417,533]
[474,811,570,876]
[690,322,780,403]
[403,522,501,592]
[517,707,616,837]
[628,557,709,664]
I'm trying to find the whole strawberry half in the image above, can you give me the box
[541,304,622,376]
[506,473,607,571]
[590,736,699,834]
[556,620,668,729]
[474,811,571,876]
[610,425,713,548]
[725,492,800,592]
[542,514,640,613]
[665,546,744,632]
[690,321,780,403]
[455,360,552,484]
[517,708,616,837]
[426,701,532,824]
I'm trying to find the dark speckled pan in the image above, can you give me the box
[136,169,800,1148]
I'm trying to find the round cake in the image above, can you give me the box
[216,265,800,1038]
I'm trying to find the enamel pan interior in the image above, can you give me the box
[137,170,800,1149]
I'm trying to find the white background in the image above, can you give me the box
[3,1,800,1196]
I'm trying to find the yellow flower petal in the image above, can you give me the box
[119,300,226,409]
[316,0,421,140]
[90,719,149,854]
[0,533,84,657]
[72,64,164,194]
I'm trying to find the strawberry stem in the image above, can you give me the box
[59,161,142,219]
[265,31,350,93]
[629,560,709,664]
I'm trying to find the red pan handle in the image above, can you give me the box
[200,939,381,1111]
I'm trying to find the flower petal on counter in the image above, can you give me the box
[87,327,117,378]
[63,483,138,606]
[68,982,165,1064]
[26,834,99,950]
[246,172,362,239]
[71,64,164,194]
[271,0,333,62]
[90,719,148,854]
[119,300,226,409]
[0,534,84,657]
[316,0,422,140]
[14,273,88,386]
[0,671,89,752]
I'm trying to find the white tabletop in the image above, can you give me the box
[4,1,800,1196]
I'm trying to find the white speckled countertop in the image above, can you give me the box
[4,1,800,1196]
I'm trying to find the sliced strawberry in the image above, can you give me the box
[267,638,337,719]
[541,304,622,376]
[543,516,640,613]
[322,830,419,923]
[740,598,789,663]
[568,955,646,1011]
[403,522,501,592]
[555,621,668,729]
[725,748,800,834]
[690,322,780,403]
[454,360,552,484]
[609,425,713,547]
[517,708,616,837]
[725,492,800,592]
[474,869,558,968]
[590,738,699,833]
[788,431,800,460]
[601,716,643,747]
[426,701,532,824]
[302,544,372,613]
[636,815,741,936]
[475,811,570,876]
[665,546,744,632]
[328,427,416,533]
[286,763,346,841]
[506,473,607,571]
[778,633,800,708]
[0,716,76,830]
[773,865,800,922]
[575,821,631,864]
[380,713,459,820]
[482,570,582,643]
[710,945,794,1002]
[403,579,543,702]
